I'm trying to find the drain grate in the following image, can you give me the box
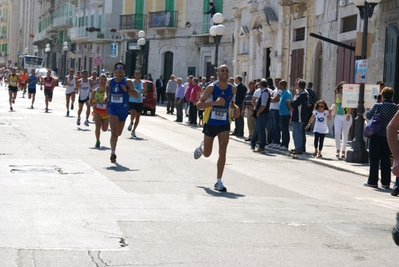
[9,165,63,174]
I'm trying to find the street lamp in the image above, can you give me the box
[209,13,225,75]
[137,30,146,72]
[62,41,68,82]
[45,43,51,69]
[33,46,38,56]
[346,0,381,163]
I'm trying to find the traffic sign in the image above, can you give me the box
[342,83,378,109]
[110,43,117,58]
[355,59,368,84]
[94,56,102,66]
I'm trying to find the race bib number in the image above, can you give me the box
[96,103,106,109]
[45,82,52,87]
[81,87,89,91]
[10,80,17,86]
[111,94,123,103]
[211,107,227,121]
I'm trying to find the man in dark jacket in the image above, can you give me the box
[290,79,308,154]
[231,75,247,137]
[306,82,317,132]
[155,75,165,104]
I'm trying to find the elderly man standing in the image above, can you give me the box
[165,74,177,115]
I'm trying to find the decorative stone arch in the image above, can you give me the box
[158,44,176,78]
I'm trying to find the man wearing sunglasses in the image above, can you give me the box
[106,62,139,163]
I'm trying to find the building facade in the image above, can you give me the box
[5,0,399,111]
[0,0,10,65]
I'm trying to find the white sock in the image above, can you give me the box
[216,178,222,184]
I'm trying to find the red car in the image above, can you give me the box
[142,80,156,116]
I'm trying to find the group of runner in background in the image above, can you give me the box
[1,63,144,164]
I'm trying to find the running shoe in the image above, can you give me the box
[214,182,227,192]
[131,131,136,138]
[10,106,13,111]
[45,108,48,113]
[12,99,15,104]
[127,122,133,131]
[66,111,69,117]
[77,118,81,126]
[71,103,74,110]
[84,120,89,126]
[95,140,100,148]
[31,105,34,109]
[194,141,204,159]
[110,153,117,163]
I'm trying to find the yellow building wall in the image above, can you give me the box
[123,0,133,14]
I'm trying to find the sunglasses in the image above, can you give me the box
[115,65,125,70]
[318,105,324,108]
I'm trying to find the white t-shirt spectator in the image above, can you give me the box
[270,88,283,110]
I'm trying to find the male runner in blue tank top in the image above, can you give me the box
[193,65,240,192]
[106,61,139,163]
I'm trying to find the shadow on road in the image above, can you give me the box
[196,186,245,199]
[105,163,139,172]
[89,146,110,150]
[77,127,91,132]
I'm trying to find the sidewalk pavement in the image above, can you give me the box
[153,102,370,178]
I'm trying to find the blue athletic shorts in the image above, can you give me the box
[108,106,129,122]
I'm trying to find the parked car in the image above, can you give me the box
[36,68,59,86]
[142,80,156,116]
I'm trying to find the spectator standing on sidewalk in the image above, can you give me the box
[305,100,332,157]
[189,77,201,126]
[251,80,271,152]
[330,81,352,159]
[231,75,247,137]
[291,79,308,155]
[166,75,177,115]
[265,78,275,145]
[156,75,165,104]
[174,77,185,122]
[184,75,194,123]
[278,80,292,150]
[364,87,398,189]
[242,80,255,141]
[306,82,317,132]
[268,78,282,148]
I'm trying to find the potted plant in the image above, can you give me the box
[95,28,101,32]
[97,32,104,38]
[29,33,35,37]
[110,28,117,32]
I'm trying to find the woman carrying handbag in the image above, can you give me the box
[364,87,398,189]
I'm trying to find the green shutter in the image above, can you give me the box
[215,0,223,13]
[98,14,102,28]
[91,15,94,26]
[165,0,175,27]
[135,0,144,28]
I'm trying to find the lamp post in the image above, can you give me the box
[62,41,68,82]
[137,30,146,74]
[45,43,51,69]
[347,0,381,163]
[33,46,38,57]
[209,13,226,76]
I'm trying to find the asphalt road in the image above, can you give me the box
[0,85,397,266]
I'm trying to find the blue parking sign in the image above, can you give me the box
[110,43,117,58]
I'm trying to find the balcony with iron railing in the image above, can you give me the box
[148,11,178,29]
[53,16,73,29]
[86,27,122,42]
[69,26,89,41]
[119,14,147,31]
